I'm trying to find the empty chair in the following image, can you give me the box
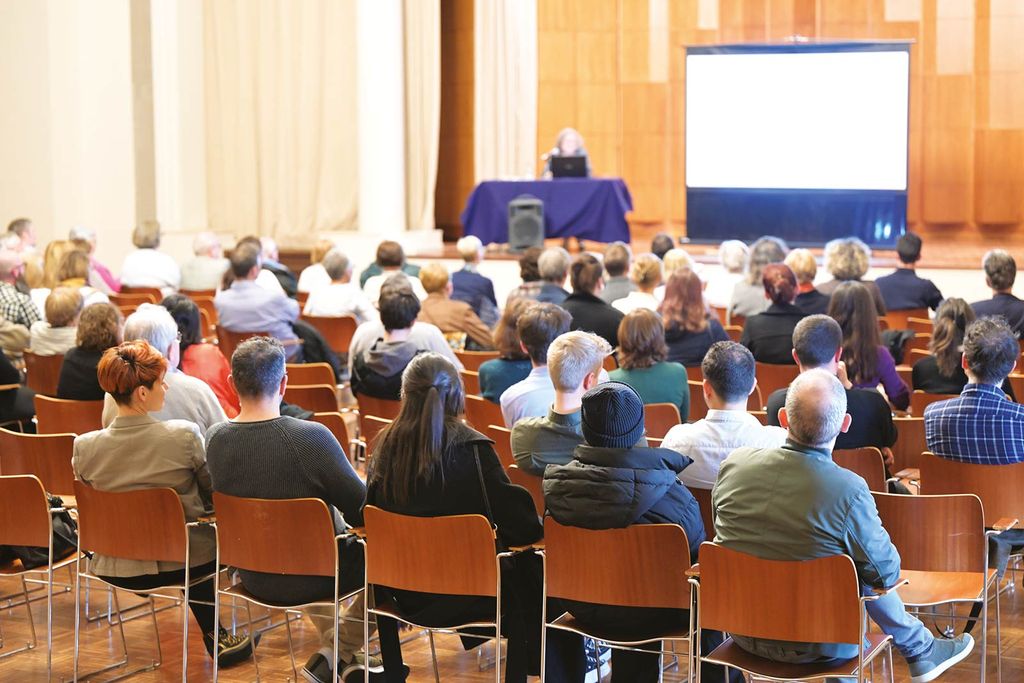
[286,362,336,387]
[110,292,158,310]
[300,314,358,357]
[179,288,217,299]
[832,447,888,493]
[284,384,339,414]
[643,402,681,440]
[0,428,76,498]
[119,286,163,302]
[454,349,500,371]
[23,350,64,396]
[33,396,103,435]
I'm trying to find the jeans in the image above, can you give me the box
[989,528,1024,580]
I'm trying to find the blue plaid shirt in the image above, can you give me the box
[924,383,1024,464]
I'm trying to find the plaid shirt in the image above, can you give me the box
[924,383,1024,464]
[0,282,40,329]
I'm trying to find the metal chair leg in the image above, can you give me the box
[428,630,441,683]
[284,610,299,681]
[996,580,1003,683]
[245,601,262,681]
[0,577,37,661]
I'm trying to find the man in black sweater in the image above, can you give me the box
[560,252,624,348]
[206,337,396,683]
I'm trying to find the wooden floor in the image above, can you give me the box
[1,567,1023,681]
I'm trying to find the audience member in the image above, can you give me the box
[0,350,35,430]
[660,269,728,367]
[451,235,499,327]
[506,246,544,304]
[704,240,749,309]
[302,249,377,324]
[875,232,943,312]
[478,298,533,404]
[740,263,805,364]
[650,232,675,260]
[728,236,788,321]
[500,303,572,426]
[715,369,973,679]
[73,340,255,667]
[536,247,571,304]
[417,263,494,350]
[362,241,426,304]
[296,238,336,293]
[511,331,614,475]
[206,337,388,682]
[100,304,226,434]
[816,237,886,315]
[30,287,82,355]
[228,235,287,295]
[259,236,299,298]
[55,250,110,307]
[914,299,982,396]
[828,281,909,410]
[40,240,79,291]
[653,248,700,303]
[6,217,36,253]
[57,303,123,400]
[366,352,584,682]
[352,278,430,401]
[766,315,897,455]
[609,309,689,419]
[971,249,1024,336]
[69,225,120,293]
[0,249,41,329]
[215,242,302,360]
[162,295,240,418]
[612,253,662,314]
[785,248,830,315]
[663,342,786,489]
[358,239,421,288]
[561,253,624,347]
[180,232,229,292]
[120,221,181,294]
[0,315,29,362]
[599,241,635,304]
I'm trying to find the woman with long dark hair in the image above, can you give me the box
[365,352,584,682]
[478,297,533,403]
[161,294,239,417]
[828,282,910,410]
[740,264,806,364]
[660,268,728,367]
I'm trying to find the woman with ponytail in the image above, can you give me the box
[365,352,585,682]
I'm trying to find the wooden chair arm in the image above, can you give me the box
[893,467,920,481]
[0,383,20,391]
[686,563,700,578]
[347,526,367,539]
[993,518,1019,532]
[509,540,545,553]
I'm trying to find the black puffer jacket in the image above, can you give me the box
[543,444,704,562]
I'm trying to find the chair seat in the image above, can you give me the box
[704,633,891,679]
[898,569,996,606]
[220,581,360,610]
[548,612,690,646]
[0,550,79,576]
[371,599,499,634]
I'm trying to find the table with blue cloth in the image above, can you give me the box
[460,178,633,245]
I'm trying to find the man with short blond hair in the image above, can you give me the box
[416,263,494,350]
[451,235,498,326]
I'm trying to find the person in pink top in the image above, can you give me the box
[70,225,121,293]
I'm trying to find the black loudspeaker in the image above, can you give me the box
[507,195,544,251]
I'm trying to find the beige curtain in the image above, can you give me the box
[403,0,441,230]
[203,0,358,243]
[473,0,538,182]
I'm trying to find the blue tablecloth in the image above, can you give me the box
[460,178,633,245]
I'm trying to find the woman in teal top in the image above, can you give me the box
[478,298,533,403]
[609,309,690,421]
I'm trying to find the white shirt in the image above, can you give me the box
[662,409,787,489]
[612,291,660,315]
[29,322,77,356]
[499,366,610,428]
[348,320,462,374]
[120,248,181,294]
[101,367,227,436]
[180,256,229,291]
[255,268,286,295]
[297,263,331,293]
[303,282,378,324]
[363,272,427,305]
[31,287,109,322]
[704,271,745,309]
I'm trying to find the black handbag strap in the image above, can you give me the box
[472,444,495,527]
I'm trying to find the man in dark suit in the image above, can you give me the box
[560,253,624,348]
[450,236,499,327]
[875,232,943,312]
[971,249,1024,336]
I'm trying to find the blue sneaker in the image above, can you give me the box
[908,634,974,683]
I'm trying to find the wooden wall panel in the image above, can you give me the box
[435,0,475,241]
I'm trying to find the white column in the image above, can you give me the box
[356,0,407,236]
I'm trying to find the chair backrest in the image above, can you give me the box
[754,362,800,403]
[460,369,481,396]
[602,354,618,372]
[643,402,681,439]
[904,333,932,357]
[709,306,728,326]
[884,308,929,331]
[357,394,402,421]
[466,394,505,431]
[910,390,957,416]
[1008,373,1024,405]
[212,492,338,577]
[698,543,862,644]
[906,317,933,335]
[300,314,358,356]
[360,415,393,451]
[507,464,544,516]
[896,364,913,388]
[110,292,158,309]
[544,517,691,609]
[908,349,931,366]
[311,412,353,459]
[286,362,336,387]
[687,381,708,422]
[920,452,1024,527]
[296,290,310,307]
[687,486,714,538]
[833,447,887,493]
[724,325,743,342]
[283,384,338,413]
[486,424,514,468]
[191,296,219,336]
[34,396,104,435]
[119,286,163,301]
[871,492,985,573]
[892,416,925,473]
[363,505,498,597]
[685,365,702,383]
[0,428,76,497]
[23,350,64,396]
[179,288,217,299]
[877,317,890,331]
[0,475,52,548]
[73,480,187,563]
[748,410,768,425]
[216,326,270,361]
[454,349,500,371]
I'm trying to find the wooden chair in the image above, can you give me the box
[0,428,76,498]
[211,492,363,681]
[684,365,702,383]
[216,326,270,361]
[709,305,728,326]
[891,416,926,473]
[906,316,933,335]
[910,390,957,416]
[110,291,158,309]
[23,350,64,396]
[687,485,715,539]
[1006,373,1024,404]
[311,412,357,464]
[362,506,509,683]
[643,402,681,440]
[726,312,745,328]
[833,447,887,493]
[748,410,768,425]
[0,475,79,678]
[920,452,1024,528]
[466,394,505,431]
[179,288,216,299]
[542,518,692,680]
[198,309,214,341]
[454,349,500,371]
[507,464,544,516]
[896,364,913,388]
[687,380,709,422]
[119,285,164,301]
[724,325,743,342]
[286,362,336,386]
[296,290,310,307]
[486,424,514,468]
[907,348,931,366]
[602,353,618,371]
[33,396,103,435]
[872,492,1002,677]
[877,317,890,331]
[754,362,799,405]
[283,384,338,414]
[460,369,481,396]
[359,415,393,455]
[904,333,932,357]
[191,296,218,337]
[883,308,929,330]
[72,481,216,681]
[300,314,358,357]
[693,543,895,683]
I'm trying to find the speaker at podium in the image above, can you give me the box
[507,195,544,252]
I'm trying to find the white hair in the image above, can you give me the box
[718,240,749,273]
[538,247,571,282]
[259,236,278,259]
[123,303,178,358]
[456,235,484,262]
[784,369,847,448]
[192,231,222,257]
[69,225,96,242]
